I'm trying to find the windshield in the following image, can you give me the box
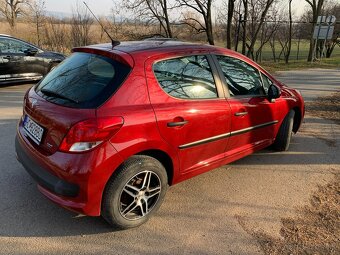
[36,52,131,108]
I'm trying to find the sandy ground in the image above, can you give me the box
[0,68,339,255]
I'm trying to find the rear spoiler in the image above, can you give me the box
[72,47,134,68]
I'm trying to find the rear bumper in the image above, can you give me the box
[15,135,79,197]
[15,130,124,216]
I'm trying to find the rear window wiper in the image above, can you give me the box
[40,88,79,104]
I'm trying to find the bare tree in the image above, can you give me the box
[323,1,340,58]
[178,0,215,45]
[124,0,173,38]
[304,0,325,61]
[43,17,70,53]
[246,0,275,58]
[28,0,45,47]
[0,0,28,28]
[71,2,93,47]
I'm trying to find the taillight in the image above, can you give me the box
[59,117,124,152]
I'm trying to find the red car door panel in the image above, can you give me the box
[145,54,232,174]
[226,96,279,155]
[214,54,280,155]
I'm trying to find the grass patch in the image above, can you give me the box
[261,56,340,73]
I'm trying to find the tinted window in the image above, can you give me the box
[261,73,274,94]
[36,52,131,108]
[216,55,264,96]
[153,55,218,99]
[0,38,36,54]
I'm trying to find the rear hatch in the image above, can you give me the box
[20,51,131,155]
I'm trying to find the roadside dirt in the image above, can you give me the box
[238,173,340,255]
[307,91,340,125]
[241,91,340,255]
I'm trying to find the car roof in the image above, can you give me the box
[75,39,256,71]
[84,40,224,54]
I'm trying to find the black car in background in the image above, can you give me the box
[0,34,65,84]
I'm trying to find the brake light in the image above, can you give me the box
[59,117,124,152]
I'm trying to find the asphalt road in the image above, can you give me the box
[0,69,339,255]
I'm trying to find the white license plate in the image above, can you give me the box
[23,115,44,145]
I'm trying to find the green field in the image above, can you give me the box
[231,39,340,72]
[239,39,340,61]
[261,56,340,73]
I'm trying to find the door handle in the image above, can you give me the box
[167,120,188,127]
[234,111,248,116]
[3,56,11,60]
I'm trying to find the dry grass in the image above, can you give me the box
[307,91,340,125]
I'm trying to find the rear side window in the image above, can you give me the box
[36,52,131,108]
[153,55,218,99]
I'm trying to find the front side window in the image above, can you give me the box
[153,55,218,99]
[261,73,274,94]
[0,38,36,54]
[216,55,264,96]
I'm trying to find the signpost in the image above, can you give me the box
[313,15,336,61]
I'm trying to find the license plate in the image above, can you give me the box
[23,115,44,145]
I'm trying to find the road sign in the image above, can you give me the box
[325,15,336,25]
[317,16,326,24]
[313,25,334,39]
[313,15,337,61]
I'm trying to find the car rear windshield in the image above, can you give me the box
[35,52,131,109]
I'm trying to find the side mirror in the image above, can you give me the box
[268,84,281,102]
[24,48,38,56]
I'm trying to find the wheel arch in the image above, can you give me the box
[136,149,174,186]
[292,106,302,133]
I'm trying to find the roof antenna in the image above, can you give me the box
[83,1,120,48]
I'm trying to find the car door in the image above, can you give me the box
[0,37,41,82]
[146,54,232,175]
[213,54,280,155]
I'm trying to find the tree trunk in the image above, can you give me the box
[226,0,234,49]
[163,0,173,38]
[285,0,292,64]
[306,0,325,62]
[241,0,248,55]
[206,0,214,45]
[247,0,274,59]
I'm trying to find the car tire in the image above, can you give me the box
[101,155,168,229]
[273,110,295,151]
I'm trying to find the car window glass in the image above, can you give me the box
[153,55,218,99]
[216,55,264,96]
[261,73,274,94]
[0,38,34,54]
[35,52,130,109]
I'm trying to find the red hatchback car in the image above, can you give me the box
[16,40,304,229]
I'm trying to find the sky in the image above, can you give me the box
[45,0,115,16]
[45,0,309,17]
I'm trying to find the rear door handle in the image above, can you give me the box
[234,111,248,116]
[167,120,188,127]
[3,56,11,60]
